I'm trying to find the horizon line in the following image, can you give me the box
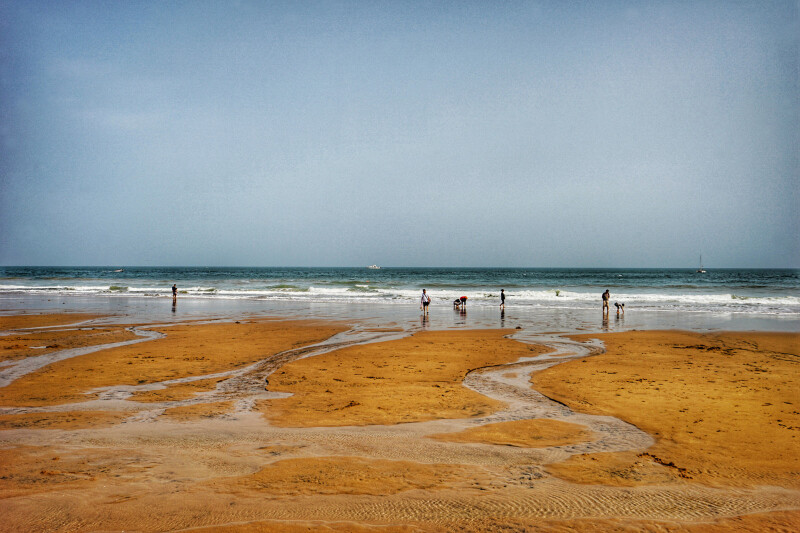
[1,265,798,270]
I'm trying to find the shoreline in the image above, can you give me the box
[0,310,797,531]
[3,292,799,334]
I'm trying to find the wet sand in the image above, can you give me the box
[0,313,798,532]
[532,330,800,489]
[0,313,134,364]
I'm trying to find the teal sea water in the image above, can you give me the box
[1,266,797,317]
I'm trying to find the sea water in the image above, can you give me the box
[1,267,798,332]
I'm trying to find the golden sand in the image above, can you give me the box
[131,376,228,403]
[0,324,138,363]
[185,512,800,533]
[210,456,474,496]
[0,319,345,407]
[162,401,235,421]
[430,419,594,448]
[1,315,798,531]
[0,313,102,330]
[190,522,435,533]
[0,411,128,430]
[259,329,550,427]
[533,330,800,488]
[0,444,132,499]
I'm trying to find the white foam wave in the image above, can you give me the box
[1,284,798,316]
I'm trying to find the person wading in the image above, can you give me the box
[420,289,431,314]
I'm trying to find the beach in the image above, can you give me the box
[4,0,798,528]
[0,302,798,532]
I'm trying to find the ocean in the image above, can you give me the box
[1,266,798,318]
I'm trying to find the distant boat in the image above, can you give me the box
[696,255,706,273]
[113,269,124,272]
[367,265,381,269]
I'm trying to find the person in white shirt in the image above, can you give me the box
[420,289,431,314]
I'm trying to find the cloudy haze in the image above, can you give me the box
[1,1,797,267]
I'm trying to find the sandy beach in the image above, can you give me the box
[4,0,798,528]
[0,312,798,532]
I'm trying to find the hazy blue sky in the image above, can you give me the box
[1,1,797,267]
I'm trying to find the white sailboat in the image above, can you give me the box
[696,255,706,273]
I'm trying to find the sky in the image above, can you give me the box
[0,1,797,268]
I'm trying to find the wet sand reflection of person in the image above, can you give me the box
[453,303,467,325]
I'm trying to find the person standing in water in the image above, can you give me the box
[500,289,505,309]
[172,284,178,300]
[420,289,431,314]
[602,289,610,314]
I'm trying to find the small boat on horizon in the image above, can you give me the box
[696,255,706,273]
[367,265,381,269]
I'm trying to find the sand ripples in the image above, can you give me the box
[1,321,798,531]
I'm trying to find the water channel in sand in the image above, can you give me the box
[1,315,797,530]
